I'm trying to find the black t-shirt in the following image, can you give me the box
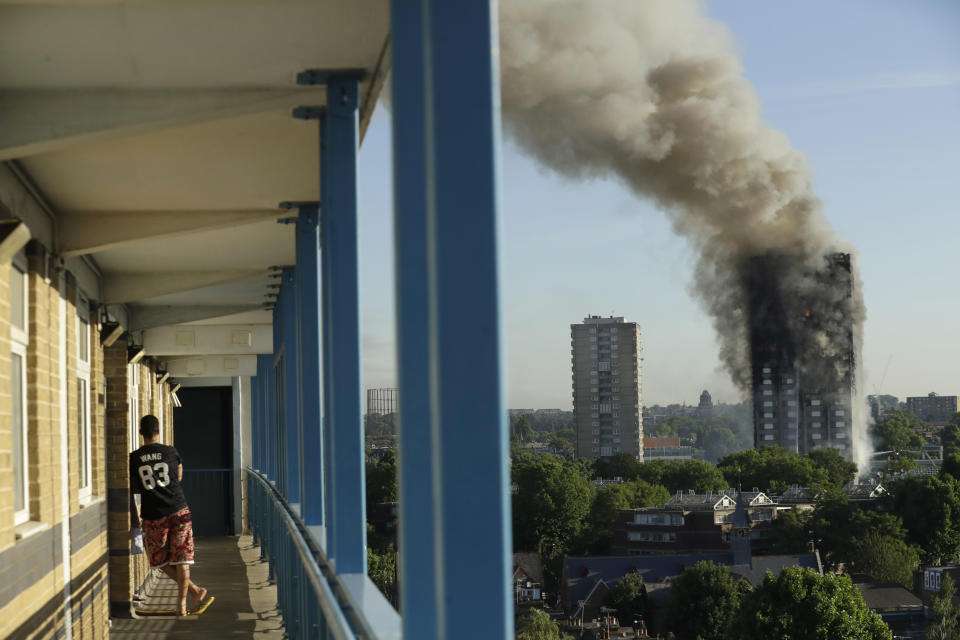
[130,443,188,521]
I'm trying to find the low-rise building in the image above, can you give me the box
[643,436,698,461]
[612,489,777,556]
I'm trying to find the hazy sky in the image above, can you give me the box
[355,0,960,409]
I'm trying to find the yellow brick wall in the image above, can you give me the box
[26,255,60,528]
[0,249,110,638]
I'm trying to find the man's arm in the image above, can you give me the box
[130,492,141,529]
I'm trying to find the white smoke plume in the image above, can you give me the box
[498,0,869,466]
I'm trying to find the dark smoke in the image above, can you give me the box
[498,0,864,389]
[497,0,869,465]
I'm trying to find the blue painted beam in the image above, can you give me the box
[282,267,301,504]
[295,204,325,526]
[426,2,512,638]
[320,75,366,574]
[389,2,437,638]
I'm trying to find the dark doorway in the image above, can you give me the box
[173,386,234,536]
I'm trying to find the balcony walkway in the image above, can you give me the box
[111,536,284,639]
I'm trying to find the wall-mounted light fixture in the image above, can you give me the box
[0,220,31,263]
[101,322,124,347]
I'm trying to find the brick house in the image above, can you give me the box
[611,490,778,555]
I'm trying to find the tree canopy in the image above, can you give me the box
[716,446,829,494]
[584,480,670,553]
[667,561,750,640]
[516,609,573,640]
[727,568,891,640]
[512,454,592,560]
[871,410,925,451]
[847,531,919,588]
[927,573,960,640]
[633,459,728,494]
[886,473,960,564]
[605,571,647,629]
[366,450,397,507]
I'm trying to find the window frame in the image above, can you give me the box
[77,296,93,502]
[129,363,141,453]
[11,257,30,525]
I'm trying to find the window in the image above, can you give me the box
[786,377,794,384]
[811,399,821,406]
[811,422,821,428]
[811,410,821,417]
[763,434,774,441]
[762,379,772,385]
[763,401,773,407]
[612,387,620,392]
[612,377,620,383]
[836,432,847,439]
[763,412,774,418]
[591,395,599,401]
[836,421,846,428]
[599,361,610,371]
[787,400,797,406]
[762,390,772,396]
[77,297,92,501]
[11,259,29,525]
[600,403,611,414]
[129,363,141,453]
[787,411,796,418]
[812,433,822,440]
[592,429,600,435]
[835,409,845,416]
[762,367,771,374]
[591,421,600,427]
[763,423,774,429]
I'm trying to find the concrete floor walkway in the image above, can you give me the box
[112,535,284,639]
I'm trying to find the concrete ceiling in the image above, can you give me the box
[0,0,389,379]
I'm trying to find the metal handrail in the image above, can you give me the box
[247,466,357,639]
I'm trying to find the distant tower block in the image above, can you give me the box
[366,388,399,416]
[570,316,644,461]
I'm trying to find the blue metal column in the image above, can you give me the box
[281,267,301,505]
[293,204,325,526]
[397,1,512,637]
[320,75,366,574]
[269,304,281,484]
[389,3,437,638]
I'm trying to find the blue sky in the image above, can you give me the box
[356,0,960,408]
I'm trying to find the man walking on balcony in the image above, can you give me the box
[130,414,209,616]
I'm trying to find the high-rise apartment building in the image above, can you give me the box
[747,253,855,457]
[571,316,643,461]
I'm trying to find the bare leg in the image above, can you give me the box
[160,565,205,607]
[175,564,190,616]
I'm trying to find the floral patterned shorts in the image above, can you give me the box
[142,507,195,568]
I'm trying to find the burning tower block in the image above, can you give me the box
[747,253,855,458]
